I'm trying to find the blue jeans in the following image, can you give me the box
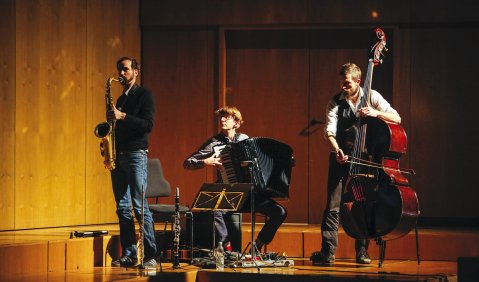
[111,150,157,259]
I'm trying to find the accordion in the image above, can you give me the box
[218,137,294,200]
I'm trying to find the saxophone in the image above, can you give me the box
[94,77,124,170]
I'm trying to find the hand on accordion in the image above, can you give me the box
[203,155,223,167]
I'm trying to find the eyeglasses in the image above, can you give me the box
[219,115,235,121]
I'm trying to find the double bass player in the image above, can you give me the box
[310,62,401,265]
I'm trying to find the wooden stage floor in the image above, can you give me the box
[0,260,457,282]
[1,223,478,282]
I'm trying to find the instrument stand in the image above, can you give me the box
[376,223,421,268]
[415,223,421,265]
[376,237,386,268]
[137,185,145,273]
[157,251,163,272]
[239,160,262,271]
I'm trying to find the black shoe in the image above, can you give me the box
[356,249,371,264]
[310,251,335,265]
[111,256,138,267]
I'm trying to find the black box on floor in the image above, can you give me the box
[187,212,242,251]
[458,256,479,282]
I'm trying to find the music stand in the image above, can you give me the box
[192,183,251,250]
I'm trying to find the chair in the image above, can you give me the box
[145,158,190,223]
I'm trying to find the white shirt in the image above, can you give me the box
[324,87,399,137]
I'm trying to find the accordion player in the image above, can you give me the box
[217,137,294,199]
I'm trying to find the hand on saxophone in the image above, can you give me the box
[107,105,126,121]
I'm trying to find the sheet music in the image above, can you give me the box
[191,183,251,212]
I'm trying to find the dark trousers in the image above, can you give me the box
[215,194,287,246]
[321,153,369,256]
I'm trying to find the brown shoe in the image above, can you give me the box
[356,249,372,264]
[310,251,335,265]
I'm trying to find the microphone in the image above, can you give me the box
[310,119,325,126]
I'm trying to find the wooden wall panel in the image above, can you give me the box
[1,0,141,231]
[141,0,479,224]
[307,0,412,24]
[409,27,479,219]
[3,0,477,231]
[410,0,479,23]
[392,28,412,182]
[208,0,309,25]
[142,28,216,209]
[85,0,141,224]
[141,0,208,26]
[225,30,310,222]
[15,0,87,228]
[0,0,16,230]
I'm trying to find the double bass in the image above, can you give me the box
[339,28,419,264]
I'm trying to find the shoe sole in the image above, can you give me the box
[137,265,157,269]
[311,260,335,266]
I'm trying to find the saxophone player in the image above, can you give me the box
[108,57,158,268]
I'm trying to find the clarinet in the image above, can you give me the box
[172,187,181,268]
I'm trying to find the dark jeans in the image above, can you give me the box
[111,150,157,259]
[321,152,368,256]
[215,194,287,246]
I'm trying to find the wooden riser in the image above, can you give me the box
[0,224,475,280]
[242,224,479,261]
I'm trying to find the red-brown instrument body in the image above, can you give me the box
[340,118,419,241]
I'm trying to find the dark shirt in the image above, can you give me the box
[114,84,155,152]
[183,132,249,180]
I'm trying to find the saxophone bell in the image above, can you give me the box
[94,122,111,138]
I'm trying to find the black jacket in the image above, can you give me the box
[114,84,155,151]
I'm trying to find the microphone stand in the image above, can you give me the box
[240,159,261,271]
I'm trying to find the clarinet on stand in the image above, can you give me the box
[172,187,181,269]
